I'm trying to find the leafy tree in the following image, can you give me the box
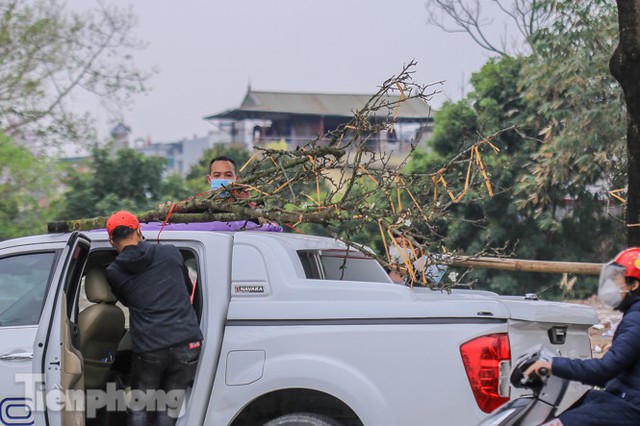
[58,147,192,219]
[0,132,59,239]
[0,0,151,235]
[0,0,151,146]
[160,173,194,204]
[409,53,621,297]
[517,0,624,243]
[429,0,637,247]
[417,0,628,296]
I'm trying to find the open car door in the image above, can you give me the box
[0,243,64,424]
[32,232,91,426]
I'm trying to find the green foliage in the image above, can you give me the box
[409,29,625,298]
[0,0,151,237]
[159,173,194,204]
[58,146,193,219]
[432,100,479,157]
[0,132,59,239]
[517,0,625,222]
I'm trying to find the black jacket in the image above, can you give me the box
[553,297,640,406]
[105,241,203,353]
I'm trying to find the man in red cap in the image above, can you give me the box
[105,211,203,426]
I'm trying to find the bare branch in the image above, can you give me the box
[426,0,553,57]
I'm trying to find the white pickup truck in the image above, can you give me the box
[0,228,598,425]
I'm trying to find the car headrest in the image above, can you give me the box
[85,266,118,304]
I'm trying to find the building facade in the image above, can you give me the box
[205,88,433,155]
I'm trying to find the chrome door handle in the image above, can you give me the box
[0,352,33,361]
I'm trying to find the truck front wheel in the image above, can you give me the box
[263,413,342,426]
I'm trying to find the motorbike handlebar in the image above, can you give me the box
[511,345,555,389]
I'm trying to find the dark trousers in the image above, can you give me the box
[128,341,201,426]
[559,389,640,426]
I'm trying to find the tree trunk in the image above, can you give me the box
[610,1,640,246]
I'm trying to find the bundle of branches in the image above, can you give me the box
[49,61,503,286]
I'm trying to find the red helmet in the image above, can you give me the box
[613,247,640,281]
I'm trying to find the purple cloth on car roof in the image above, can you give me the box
[91,220,283,233]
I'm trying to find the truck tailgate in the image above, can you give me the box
[500,298,598,412]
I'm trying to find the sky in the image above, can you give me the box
[68,0,514,143]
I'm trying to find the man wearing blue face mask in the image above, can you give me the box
[525,247,640,426]
[208,155,237,194]
[207,155,253,203]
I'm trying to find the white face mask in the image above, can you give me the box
[598,278,626,309]
[598,263,628,309]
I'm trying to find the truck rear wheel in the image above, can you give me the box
[263,413,342,426]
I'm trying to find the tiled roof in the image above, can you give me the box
[206,89,432,121]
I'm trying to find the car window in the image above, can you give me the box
[181,250,202,322]
[298,249,389,283]
[0,252,56,327]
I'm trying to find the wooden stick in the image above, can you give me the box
[449,256,602,275]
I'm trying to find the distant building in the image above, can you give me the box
[135,131,231,177]
[205,88,433,154]
[59,124,230,178]
[110,122,131,149]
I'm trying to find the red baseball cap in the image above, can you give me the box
[106,210,140,239]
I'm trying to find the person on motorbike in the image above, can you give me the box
[525,247,640,426]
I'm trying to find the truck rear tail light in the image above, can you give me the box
[460,333,511,413]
